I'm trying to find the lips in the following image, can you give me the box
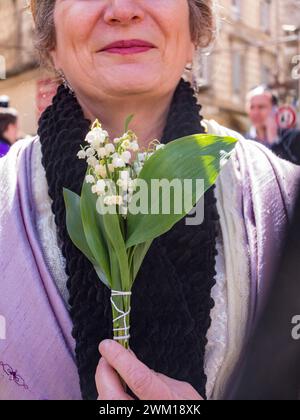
[100,39,155,55]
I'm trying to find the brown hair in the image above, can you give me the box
[30,0,216,69]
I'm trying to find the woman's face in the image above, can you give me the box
[51,0,195,100]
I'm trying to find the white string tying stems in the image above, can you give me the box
[110,290,132,341]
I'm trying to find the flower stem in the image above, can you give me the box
[111,292,131,350]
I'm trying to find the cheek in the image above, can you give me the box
[159,0,194,60]
[54,3,102,60]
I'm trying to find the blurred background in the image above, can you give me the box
[0,0,299,137]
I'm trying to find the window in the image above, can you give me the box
[261,65,271,86]
[260,0,271,33]
[232,0,242,21]
[232,50,245,97]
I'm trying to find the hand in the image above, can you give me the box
[96,339,203,400]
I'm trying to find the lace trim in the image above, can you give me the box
[204,234,228,399]
[31,138,69,307]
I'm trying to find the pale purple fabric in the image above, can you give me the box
[0,136,299,400]
[0,138,81,400]
[234,139,300,330]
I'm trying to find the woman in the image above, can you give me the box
[0,0,299,400]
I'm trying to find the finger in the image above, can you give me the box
[157,373,203,400]
[99,340,172,400]
[96,356,133,400]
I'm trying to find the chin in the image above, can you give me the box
[103,74,162,96]
[97,59,163,90]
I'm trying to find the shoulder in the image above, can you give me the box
[202,119,245,142]
[203,118,277,165]
[0,136,41,209]
[205,119,300,218]
[203,118,300,176]
[0,135,39,174]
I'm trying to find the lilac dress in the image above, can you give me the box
[0,139,10,158]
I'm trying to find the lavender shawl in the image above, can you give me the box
[0,137,81,400]
[0,134,299,400]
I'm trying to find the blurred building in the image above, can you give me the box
[194,0,300,132]
[0,0,299,135]
[275,0,300,113]
[0,0,56,136]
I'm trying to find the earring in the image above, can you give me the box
[185,63,193,72]
[184,63,199,92]
[57,70,75,95]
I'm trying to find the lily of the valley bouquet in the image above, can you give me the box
[64,116,236,349]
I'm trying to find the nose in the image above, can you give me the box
[103,0,145,26]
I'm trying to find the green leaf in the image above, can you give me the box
[130,240,153,281]
[63,188,98,265]
[63,188,110,288]
[126,134,237,248]
[94,266,110,289]
[107,240,122,291]
[80,181,112,287]
[125,114,134,132]
[97,199,131,291]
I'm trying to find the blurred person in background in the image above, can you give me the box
[246,86,280,146]
[0,95,10,108]
[246,86,300,165]
[1,0,300,401]
[0,108,19,158]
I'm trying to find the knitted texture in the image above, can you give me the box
[39,78,219,400]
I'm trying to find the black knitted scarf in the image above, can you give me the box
[39,78,219,400]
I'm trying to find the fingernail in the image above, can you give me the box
[99,339,114,354]
[128,348,136,357]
